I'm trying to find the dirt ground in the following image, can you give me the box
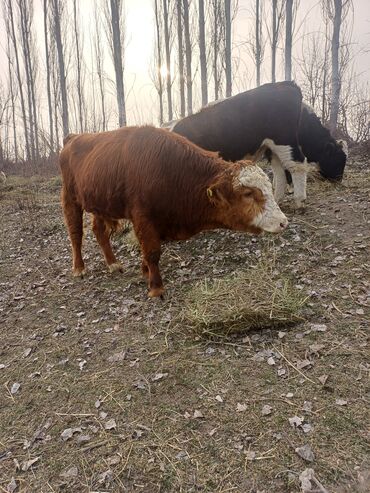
[0,149,369,493]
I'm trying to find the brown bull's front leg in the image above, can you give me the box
[143,249,164,298]
[132,216,164,298]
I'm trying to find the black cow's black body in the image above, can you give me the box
[171,81,305,164]
[170,83,347,182]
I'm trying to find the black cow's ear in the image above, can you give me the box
[325,142,335,155]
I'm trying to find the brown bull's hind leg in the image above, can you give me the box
[92,215,123,273]
[61,187,85,277]
[133,218,163,298]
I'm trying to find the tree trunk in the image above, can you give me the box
[43,0,54,152]
[52,0,69,137]
[7,0,30,160]
[271,0,277,82]
[154,0,164,124]
[7,37,18,161]
[199,0,208,106]
[285,0,293,80]
[177,0,185,117]
[256,0,261,86]
[183,0,192,114]
[110,0,126,126]
[73,0,84,132]
[213,1,219,100]
[225,0,232,97]
[163,0,173,121]
[329,0,342,130]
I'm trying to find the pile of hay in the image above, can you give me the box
[182,260,307,337]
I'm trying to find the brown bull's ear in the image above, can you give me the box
[206,180,231,207]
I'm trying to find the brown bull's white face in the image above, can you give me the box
[235,163,288,233]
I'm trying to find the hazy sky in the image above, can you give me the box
[0,0,369,128]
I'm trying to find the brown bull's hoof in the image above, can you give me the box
[148,287,165,298]
[108,262,123,273]
[73,267,85,278]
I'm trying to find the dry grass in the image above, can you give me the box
[183,256,308,337]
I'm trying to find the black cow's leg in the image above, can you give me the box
[286,144,308,209]
[271,155,287,204]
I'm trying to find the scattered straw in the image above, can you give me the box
[182,258,308,337]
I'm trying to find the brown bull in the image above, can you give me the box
[59,126,288,297]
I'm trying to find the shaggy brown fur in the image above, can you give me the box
[59,125,267,297]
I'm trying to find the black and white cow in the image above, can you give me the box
[165,82,347,208]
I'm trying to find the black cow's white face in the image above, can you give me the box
[319,141,347,181]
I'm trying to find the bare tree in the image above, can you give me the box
[210,0,225,99]
[154,0,164,124]
[52,0,69,137]
[225,0,232,96]
[162,0,173,121]
[255,0,263,86]
[72,0,85,132]
[5,0,30,159]
[198,0,208,105]
[17,0,40,160]
[106,0,126,127]
[43,0,54,152]
[270,0,284,82]
[93,0,107,131]
[285,0,293,80]
[176,0,186,116]
[183,0,192,114]
[6,36,18,161]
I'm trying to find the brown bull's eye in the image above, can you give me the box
[243,189,254,197]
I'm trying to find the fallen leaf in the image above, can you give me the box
[107,351,126,363]
[23,348,32,358]
[335,398,348,406]
[310,324,327,332]
[7,477,17,493]
[21,457,40,471]
[98,469,113,484]
[303,401,312,412]
[78,360,87,371]
[215,395,223,403]
[267,356,276,366]
[104,418,117,430]
[295,444,315,462]
[296,359,312,370]
[76,434,91,444]
[302,423,312,434]
[289,416,304,428]
[107,455,120,466]
[318,374,328,385]
[193,410,204,419]
[151,372,168,382]
[236,403,247,412]
[60,466,78,480]
[245,450,256,460]
[61,427,82,441]
[261,405,273,416]
[11,383,21,394]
